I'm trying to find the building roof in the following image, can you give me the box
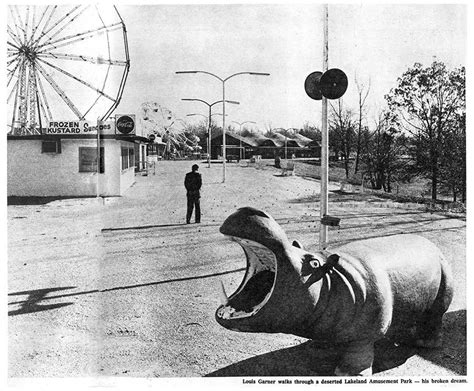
[209,131,320,149]
[266,132,302,148]
[211,132,260,147]
[292,133,313,147]
[306,139,321,147]
[258,139,281,147]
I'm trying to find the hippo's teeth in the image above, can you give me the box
[219,280,228,305]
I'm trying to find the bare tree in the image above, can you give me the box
[329,99,355,178]
[354,76,371,173]
[300,122,321,141]
[361,112,407,192]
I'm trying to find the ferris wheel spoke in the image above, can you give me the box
[8,78,19,104]
[29,6,51,45]
[8,26,23,47]
[36,90,51,126]
[37,57,116,101]
[25,5,39,46]
[32,6,57,48]
[12,6,27,44]
[9,7,23,45]
[7,59,21,86]
[33,5,84,48]
[36,72,53,121]
[82,95,103,120]
[10,73,21,134]
[8,49,19,58]
[39,6,92,51]
[30,6,37,41]
[37,22,123,52]
[8,53,20,68]
[8,53,20,65]
[35,62,83,119]
[37,52,128,66]
[24,6,31,43]
[7,40,21,51]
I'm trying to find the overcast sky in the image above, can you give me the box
[4,1,468,133]
[111,1,467,133]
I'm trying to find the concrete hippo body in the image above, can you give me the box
[215,207,453,375]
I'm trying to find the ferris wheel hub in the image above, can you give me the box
[20,45,36,60]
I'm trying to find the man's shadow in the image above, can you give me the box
[206,310,466,376]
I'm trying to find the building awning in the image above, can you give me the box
[7,134,149,143]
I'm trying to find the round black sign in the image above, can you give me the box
[304,71,323,101]
[116,115,135,134]
[148,134,156,141]
[320,68,348,100]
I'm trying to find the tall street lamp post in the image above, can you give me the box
[176,70,270,182]
[187,112,226,166]
[232,120,256,160]
[182,98,239,168]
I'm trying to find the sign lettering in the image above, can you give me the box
[42,121,113,135]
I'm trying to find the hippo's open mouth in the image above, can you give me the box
[216,236,277,319]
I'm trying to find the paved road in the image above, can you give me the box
[8,160,466,378]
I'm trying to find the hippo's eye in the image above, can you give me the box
[303,254,320,268]
[309,260,320,269]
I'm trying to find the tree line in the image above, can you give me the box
[328,61,465,203]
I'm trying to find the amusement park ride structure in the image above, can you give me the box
[7,5,130,135]
[140,101,201,159]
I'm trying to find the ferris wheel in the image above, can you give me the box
[7,5,130,135]
[139,101,201,157]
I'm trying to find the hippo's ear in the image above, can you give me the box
[292,240,304,249]
[326,253,340,268]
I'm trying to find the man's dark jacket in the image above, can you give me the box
[185,171,202,198]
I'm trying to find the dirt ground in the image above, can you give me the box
[7,160,466,381]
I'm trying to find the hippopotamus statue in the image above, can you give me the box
[215,207,453,376]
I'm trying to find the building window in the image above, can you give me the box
[79,147,104,173]
[42,140,61,153]
[129,147,135,168]
[121,146,135,170]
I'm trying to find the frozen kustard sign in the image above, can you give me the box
[43,121,113,135]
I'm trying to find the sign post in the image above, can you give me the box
[320,4,329,250]
[304,5,348,250]
[97,117,101,199]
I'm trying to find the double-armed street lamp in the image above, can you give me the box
[232,121,256,160]
[187,113,227,120]
[176,70,270,182]
[182,98,239,168]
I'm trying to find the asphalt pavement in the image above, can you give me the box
[7,160,466,379]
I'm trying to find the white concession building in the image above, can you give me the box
[7,115,148,198]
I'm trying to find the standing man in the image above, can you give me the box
[184,164,202,224]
